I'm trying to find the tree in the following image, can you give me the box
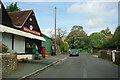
[99,26,120,50]
[71,26,83,32]
[101,27,112,36]
[112,26,120,50]
[102,38,116,49]
[51,27,67,52]
[65,26,88,49]
[6,2,21,12]
[89,32,106,49]
[61,41,69,52]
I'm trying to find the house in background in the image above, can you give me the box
[106,36,112,40]
[42,33,53,55]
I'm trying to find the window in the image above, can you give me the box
[26,42,30,48]
[30,18,32,21]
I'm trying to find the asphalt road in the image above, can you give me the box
[28,53,119,78]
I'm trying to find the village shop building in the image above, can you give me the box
[0,4,46,56]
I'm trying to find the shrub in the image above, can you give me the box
[2,43,8,53]
[78,48,83,51]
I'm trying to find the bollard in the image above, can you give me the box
[112,50,116,62]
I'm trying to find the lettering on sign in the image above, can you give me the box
[23,26,40,36]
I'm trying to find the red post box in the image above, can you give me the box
[42,46,45,58]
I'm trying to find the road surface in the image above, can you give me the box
[28,53,119,78]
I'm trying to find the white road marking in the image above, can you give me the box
[83,68,87,78]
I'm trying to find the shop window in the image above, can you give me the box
[26,42,30,48]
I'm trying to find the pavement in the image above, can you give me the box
[2,55,67,79]
[27,53,119,79]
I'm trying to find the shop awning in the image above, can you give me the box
[0,24,46,41]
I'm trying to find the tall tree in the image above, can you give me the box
[65,26,88,49]
[102,26,120,50]
[6,2,21,12]
[101,27,112,36]
[71,26,83,32]
[89,32,106,49]
[113,26,120,50]
[61,41,69,52]
[51,27,67,52]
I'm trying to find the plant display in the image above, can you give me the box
[0,42,8,53]
[17,58,29,63]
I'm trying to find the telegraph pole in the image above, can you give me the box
[55,7,56,55]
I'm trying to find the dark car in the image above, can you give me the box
[69,49,80,56]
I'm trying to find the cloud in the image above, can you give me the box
[87,32,94,36]
[67,2,117,17]
[85,18,105,28]
[2,0,119,2]
[41,28,53,37]
[67,2,117,28]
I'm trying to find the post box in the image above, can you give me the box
[42,46,45,58]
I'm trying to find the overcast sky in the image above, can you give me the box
[3,0,119,37]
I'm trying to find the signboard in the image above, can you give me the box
[23,27,40,36]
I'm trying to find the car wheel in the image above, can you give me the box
[76,54,79,56]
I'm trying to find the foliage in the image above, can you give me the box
[113,62,120,66]
[100,27,112,36]
[92,53,99,56]
[81,50,89,53]
[61,52,69,55]
[101,26,120,50]
[112,26,120,50]
[65,26,88,49]
[102,38,116,49]
[56,28,67,51]
[6,2,21,12]
[1,43,8,53]
[78,48,83,51]
[89,32,106,49]
[78,48,90,53]
[61,41,68,52]
[71,26,83,32]
[51,27,67,52]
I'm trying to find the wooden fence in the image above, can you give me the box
[94,49,120,63]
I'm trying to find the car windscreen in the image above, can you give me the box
[70,49,78,52]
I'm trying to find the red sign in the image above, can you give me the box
[23,27,40,36]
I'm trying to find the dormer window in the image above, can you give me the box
[30,18,32,21]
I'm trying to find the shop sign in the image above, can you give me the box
[23,26,40,36]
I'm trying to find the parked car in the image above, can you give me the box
[69,49,80,56]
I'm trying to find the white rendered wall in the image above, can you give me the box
[0,32,2,42]
[17,55,32,59]
[2,33,12,50]
[14,35,25,53]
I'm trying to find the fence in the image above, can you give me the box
[1,53,17,74]
[95,49,120,63]
[115,51,120,63]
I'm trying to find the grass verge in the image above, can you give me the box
[91,53,99,56]
[61,52,69,55]
[113,62,120,66]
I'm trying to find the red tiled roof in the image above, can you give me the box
[106,36,111,39]
[8,10,32,26]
